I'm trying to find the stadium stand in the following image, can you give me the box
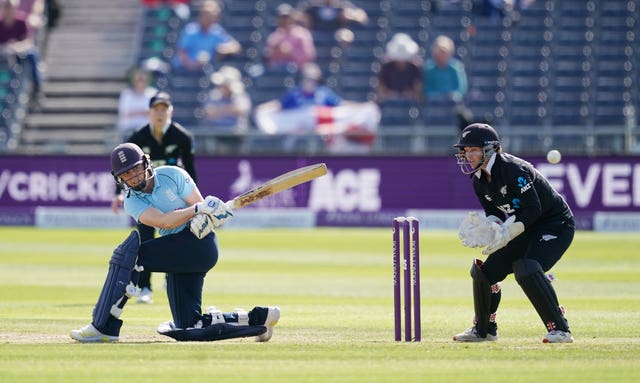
[2,0,639,155]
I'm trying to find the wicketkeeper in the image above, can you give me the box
[453,123,574,343]
[70,143,279,342]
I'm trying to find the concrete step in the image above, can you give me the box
[47,65,132,80]
[43,81,125,96]
[21,128,109,143]
[25,113,117,128]
[39,97,118,113]
[16,143,113,155]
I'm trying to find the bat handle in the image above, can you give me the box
[225,199,236,210]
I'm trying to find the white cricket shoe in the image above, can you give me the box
[255,306,280,342]
[137,287,153,304]
[543,330,573,343]
[453,326,498,342]
[70,324,118,343]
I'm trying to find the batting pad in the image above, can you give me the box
[157,322,266,342]
[93,230,140,331]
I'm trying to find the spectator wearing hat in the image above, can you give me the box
[111,91,197,303]
[201,65,251,153]
[376,33,423,103]
[173,0,241,70]
[264,3,317,70]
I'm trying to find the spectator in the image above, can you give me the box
[173,0,241,71]
[0,0,43,106]
[297,0,368,31]
[141,0,190,20]
[423,35,467,101]
[296,0,368,46]
[376,33,423,103]
[201,65,251,153]
[117,67,158,140]
[423,35,474,130]
[264,3,316,70]
[254,63,380,153]
[111,91,197,305]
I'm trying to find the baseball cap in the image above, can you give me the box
[149,92,172,108]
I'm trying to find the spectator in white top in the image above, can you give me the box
[117,67,158,139]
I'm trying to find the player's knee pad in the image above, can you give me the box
[92,231,141,330]
[513,258,569,332]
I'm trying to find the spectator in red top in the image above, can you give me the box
[264,4,316,70]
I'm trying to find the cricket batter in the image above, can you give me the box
[453,123,574,343]
[71,143,279,342]
[111,91,197,304]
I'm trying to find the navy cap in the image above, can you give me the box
[149,92,172,108]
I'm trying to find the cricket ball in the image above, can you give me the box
[546,149,562,164]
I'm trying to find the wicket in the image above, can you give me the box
[392,217,421,342]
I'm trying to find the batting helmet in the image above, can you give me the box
[110,143,152,191]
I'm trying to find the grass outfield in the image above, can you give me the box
[0,227,639,383]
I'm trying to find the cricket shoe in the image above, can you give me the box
[253,306,280,342]
[136,287,154,304]
[453,326,498,342]
[543,330,573,343]
[70,324,119,343]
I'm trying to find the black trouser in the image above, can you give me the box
[482,219,575,284]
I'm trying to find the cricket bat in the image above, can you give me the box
[225,163,328,210]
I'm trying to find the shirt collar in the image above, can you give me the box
[149,120,171,135]
[474,152,497,178]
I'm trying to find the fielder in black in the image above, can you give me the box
[453,123,575,343]
[111,91,197,304]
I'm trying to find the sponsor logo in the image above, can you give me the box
[517,177,532,193]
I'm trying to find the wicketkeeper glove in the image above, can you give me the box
[482,215,525,255]
[458,212,499,248]
[194,195,234,228]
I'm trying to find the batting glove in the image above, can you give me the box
[195,195,234,227]
[190,213,214,239]
[482,215,525,255]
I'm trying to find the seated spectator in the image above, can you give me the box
[296,0,368,46]
[117,67,158,139]
[376,33,423,103]
[423,35,467,101]
[141,0,190,20]
[254,63,380,153]
[264,4,316,70]
[202,65,251,153]
[423,35,473,130]
[297,0,368,31]
[173,0,241,71]
[0,0,43,106]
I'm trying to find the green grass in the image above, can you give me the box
[1,227,639,382]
